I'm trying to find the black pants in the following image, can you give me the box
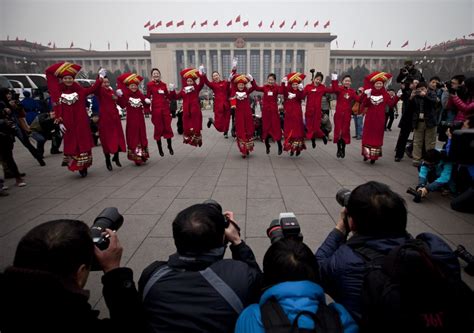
[395,126,412,159]
[451,187,474,213]
[385,111,394,130]
[0,139,21,178]
[15,127,42,160]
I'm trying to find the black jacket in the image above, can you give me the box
[411,90,439,129]
[396,67,424,83]
[0,267,145,333]
[139,242,262,333]
[398,87,414,130]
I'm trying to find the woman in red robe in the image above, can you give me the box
[95,77,126,171]
[116,73,150,166]
[45,62,105,177]
[146,68,174,156]
[303,71,330,148]
[360,71,399,164]
[331,73,360,158]
[170,68,204,147]
[251,73,283,155]
[230,73,255,158]
[201,67,233,139]
[281,72,306,156]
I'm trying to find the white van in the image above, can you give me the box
[0,73,48,99]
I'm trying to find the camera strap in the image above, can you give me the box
[142,264,173,302]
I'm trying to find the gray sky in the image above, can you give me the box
[1,0,472,51]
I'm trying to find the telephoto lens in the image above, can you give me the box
[90,207,124,251]
[336,189,351,207]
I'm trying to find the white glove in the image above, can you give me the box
[184,85,195,93]
[232,57,238,69]
[144,98,151,104]
[168,83,175,91]
[247,73,253,82]
[288,92,296,100]
[331,73,338,81]
[281,77,288,86]
[59,123,67,134]
[364,89,372,96]
[116,89,123,97]
[297,83,304,91]
[98,68,107,79]
[198,65,206,75]
[397,89,403,98]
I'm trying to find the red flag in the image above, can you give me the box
[401,40,409,48]
[270,20,274,28]
[291,20,296,29]
[177,20,184,27]
[201,20,208,27]
[156,20,162,27]
[469,33,474,37]
[144,20,151,28]
[386,40,391,47]
[69,41,74,48]
[279,20,285,28]
[304,20,309,27]
[258,21,263,28]
[323,20,330,28]
[314,20,319,27]
[352,40,356,48]
[243,20,249,27]
[47,41,52,46]
[235,15,241,23]
[213,20,218,26]
[227,19,232,26]
[148,24,155,31]
[191,21,196,28]
[166,20,173,27]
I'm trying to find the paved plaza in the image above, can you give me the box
[1,108,473,316]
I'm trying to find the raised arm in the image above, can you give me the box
[251,79,264,93]
[82,76,103,96]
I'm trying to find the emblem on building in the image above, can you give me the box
[235,38,245,48]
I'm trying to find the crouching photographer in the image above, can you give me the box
[315,181,473,333]
[0,208,144,333]
[138,200,262,333]
[235,214,358,333]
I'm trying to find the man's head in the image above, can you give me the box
[263,238,319,288]
[346,181,407,237]
[423,149,442,166]
[451,75,465,90]
[416,81,428,96]
[13,220,94,288]
[387,88,395,97]
[342,75,352,88]
[428,76,441,90]
[172,204,226,255]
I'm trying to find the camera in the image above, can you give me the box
[406,187,422,203]
[267,213,302,244]
[91,207,124,251]
[454,245,474,276]
[203,199,240,232]
[440,120,463,132]
[335,189,352,234]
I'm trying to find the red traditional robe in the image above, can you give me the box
[281,85,306,153]
[231,86,256,155]
[360,89,399,160]
[171,79,204,146]
[202,75,232,133]
[95,86,126,154]
[331,80,360,144]
[46,70,101,172]
[117,89,149,164]
[252,81,282,141]
[303,83,331,140]
[146,80,174,140]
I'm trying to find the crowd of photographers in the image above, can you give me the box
[394,61,474,213]
[1,183,473,333]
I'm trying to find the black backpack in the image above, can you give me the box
[260,296,343,333]
[355,239,474,333]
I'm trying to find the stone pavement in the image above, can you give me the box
[1,108,473,316]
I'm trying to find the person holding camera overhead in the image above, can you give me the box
[0,218,144,333]
[139,201,262,332]
[46,62,106,177]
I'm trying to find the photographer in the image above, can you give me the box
[414,149,453,201]
[29,111,63,157]
[315,181,468,326]
[441,75,467,123]
[449,77,474,118]
[0,219,144,333]
[396,60,423,84]
[394,77,418,162]
[139,203,262,332]
[410,81,439,167]
[235,238,358,333]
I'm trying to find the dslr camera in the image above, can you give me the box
[335,189,351,233]
[406,187,423,203]
[267,213,302,244]
[203,199,241,233]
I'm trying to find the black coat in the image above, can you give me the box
[0,267,145,333]
[398,88,414,130]
[411,90,439,129]
[139,242,263,333]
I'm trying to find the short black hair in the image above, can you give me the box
[466,115,474,128]
[387,88,395,92]
[315,72,324,80]
[417,81,428,89]
[429,76,441,82]
[212,71,220,76]
[342,75,352,80]
[346,181,407,237]
[423,149,441,164]
[267,73,276,80]
[13,220,94,278]
[263,239,319,288]
[151,68,161,75]
[172,204,226,254]
[451,75,465,84]
[464,77,474,96]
